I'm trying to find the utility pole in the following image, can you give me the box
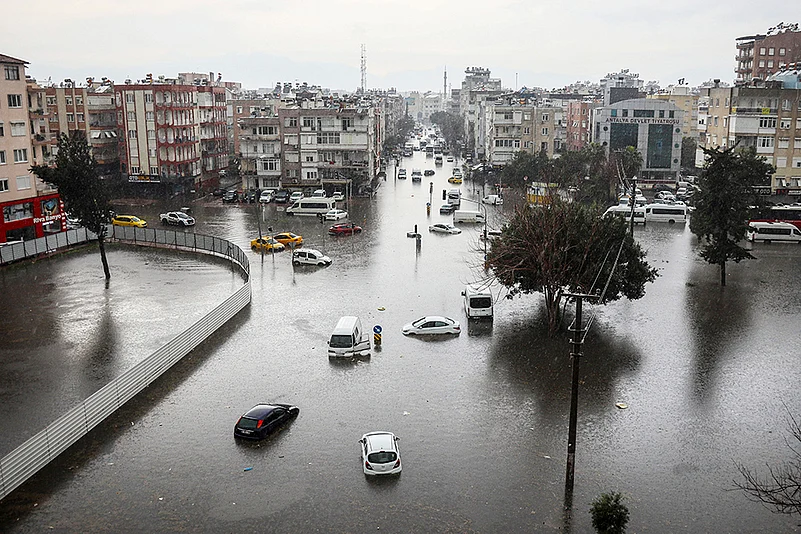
[563,292,598,507]
[628,175,637,235]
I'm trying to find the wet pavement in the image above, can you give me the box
[2,149,801,532]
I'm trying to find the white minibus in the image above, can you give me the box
[327,316,371,358]
[747,222,801,243]
[644,204,688,224]
[603,205,646,225]
[286,198,336,216]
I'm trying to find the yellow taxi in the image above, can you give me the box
[250,236,285,252]
[448,176,463,184]
[272,232,304,247]
[111,215,148,228]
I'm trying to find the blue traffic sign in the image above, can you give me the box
[373,325,382,334]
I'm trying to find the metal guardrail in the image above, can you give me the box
[0,227,251,500]
[0,227,97,265]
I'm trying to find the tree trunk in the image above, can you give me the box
[720,260,726,287]
[544,287,562,336]
[98,235,111,280]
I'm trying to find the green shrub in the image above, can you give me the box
[590,492,630,534]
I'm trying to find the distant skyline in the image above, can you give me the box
[3,1,796,93]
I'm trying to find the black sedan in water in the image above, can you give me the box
[234,403,300,440]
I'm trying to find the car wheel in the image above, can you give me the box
[293,260,301,266]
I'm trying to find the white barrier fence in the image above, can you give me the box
[0,228,251,500]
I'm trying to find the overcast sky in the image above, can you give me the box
[3,1,796,93]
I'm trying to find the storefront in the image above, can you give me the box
[1,193,64,244]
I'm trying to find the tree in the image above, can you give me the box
[31,131,113,279]
[430,111,464,151]
[486,199,657,334]
[681,137,698,170]
[735,410,801,517]
[689,146,774,286]
[500,150,552,189]
[590,492,630,534]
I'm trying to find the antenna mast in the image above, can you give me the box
[360,44,367,92]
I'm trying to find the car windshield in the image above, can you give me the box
[329,334,354,348]
[412,318,428,327]
[367,451,397,464]
[470,297,492,309]
[238,417,259,430]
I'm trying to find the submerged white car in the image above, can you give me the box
[325,209,348,221]
[360,432,401,476]
[428,223,461,234]
[292,248,332,266]
[482,195,503,205]
[402,316,461,336]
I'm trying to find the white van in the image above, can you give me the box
[603,205,646,225]
[462,285,493,319]
[286,197,336,216]
[327,316,371,358]
[644,204,688,224]
[747,222,801,243]
[453,210,486,223]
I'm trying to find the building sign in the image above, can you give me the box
[605,117,680,125]
[789,190,801,196]
[128,174,161,183]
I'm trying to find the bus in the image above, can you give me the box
[603,204,646,225]
[749,204,801,231]
[286,198,336,216]
[747,221,801,243]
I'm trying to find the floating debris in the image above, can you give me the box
[615,402,628,410]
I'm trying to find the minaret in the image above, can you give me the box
[360,44,367,93]
[443,66,447,111]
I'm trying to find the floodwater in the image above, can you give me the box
[1,150,801,532]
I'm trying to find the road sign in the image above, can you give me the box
[373,325,382,334]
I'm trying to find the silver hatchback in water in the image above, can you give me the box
[360,431,401,475]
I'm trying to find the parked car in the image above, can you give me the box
[250,236,285,252]
[447,156,454,162]
[439,204,456,215]
[222,190,238,203]
[360,431,402,476]
[159,211,196,226]
[274,190,290,204]
[292,248,332,266]
[448,176,463,184]
[311,189,327,198]
[272,232,303,247]
[332,190,345,201]
[234,403,299,440]
[325,209,348,221]
[259,190,274,203]
[482,195,503,205]
[402,316,461,336]
[212,187,226,197]
[289,191,304,203]
[429,223,461,234]
[397,168,407,179]
[329,223,363,236]
[112,215,147,228]
[654,191,676,203]
[424,169,435,176]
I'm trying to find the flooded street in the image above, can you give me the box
[2,152,801,532]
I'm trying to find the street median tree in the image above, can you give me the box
[31,131,113,279]
[486,199,657,334]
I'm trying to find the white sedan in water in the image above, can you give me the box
[428,223,461,234]
[402,316,461,336]
[325,209,349,221]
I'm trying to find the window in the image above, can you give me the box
[7,94,22,108]
[0,179,7,192]
[13,149,27,162]
[147,129,155,139]
[302,117,315,129]
[145,111,154,121]
[725,98,730,107]
[757,136,774,148]
[16,176,30,190]
[768,48,775,55]
[236,106,243,114]
[4,65,20,80]
[67,113,74,122]
[634,109,655,118]
[305,170,317,180]
[127,111,135,121]
[305,155,314,162]
[779,48,786,56]
[523,141,531,148]
[714,116,719,126]
[759,47,766,55]
[0,151,5,164]
[514,140,520,148]
[77,113,84,122]
[723,118,728,127]
[150,166,158,175]
[780,119,791,129]
[144,93,153,103]
[542,114,549,121]
[503,113,512,120]
[10,122,25,136]
[317,132,340,144]
[76,96,83,106]
[128,129,137,138]
[126,93,134,103]
[760,117,777,128]
[46,96,56,106]
[65,97,73,106]
[776,157,787,167]
[50,114,58,123]
[768,60,774,68]
[658,110,665,118]
[285,117,298,127]
[542,127,549,135]
[622,109,628,117]
[523,127,530,134]
[342,118,352,131]
[611,109,617,117]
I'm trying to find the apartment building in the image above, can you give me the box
[486,97,561,166]
[592,98,683,182]
[0,54,62,243]
[566,100,596,151]
[278,101,378,194]
[459,67,504,160]
[703,72,801,196]
[197,84,228,185]
[85,81,120,179]
[735,23,801,84]
[238,113,282,191]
